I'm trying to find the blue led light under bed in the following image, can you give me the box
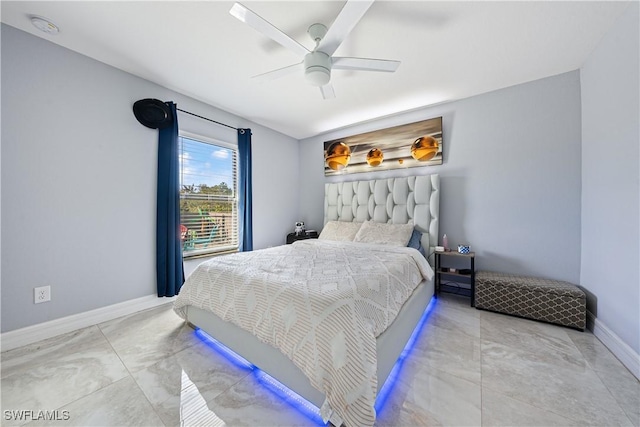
[194,297,437,425]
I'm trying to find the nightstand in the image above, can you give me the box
[286,231,318,244]
[434,250,476,306]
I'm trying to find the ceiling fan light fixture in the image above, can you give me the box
[306,67,330,87]
[304,51,331,87]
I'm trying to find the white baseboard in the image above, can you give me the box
[587,311,640,380]
[1,294,175,352]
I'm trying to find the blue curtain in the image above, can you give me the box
[156,102,184,296]
[238,128,253,252]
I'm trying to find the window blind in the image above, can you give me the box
[179,134,239,257]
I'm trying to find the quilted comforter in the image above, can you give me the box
[173,239,433,427]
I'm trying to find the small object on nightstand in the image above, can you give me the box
[442,234,449,251]
[458,244,470,254]
[435,246,445,252]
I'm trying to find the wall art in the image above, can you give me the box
[324,116,443,176]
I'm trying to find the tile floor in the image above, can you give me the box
[1,293,638,427]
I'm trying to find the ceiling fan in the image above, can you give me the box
[229,1,400,99]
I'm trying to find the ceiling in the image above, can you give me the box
[1,1,629,139]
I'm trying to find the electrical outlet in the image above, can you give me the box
[34,286,51,304]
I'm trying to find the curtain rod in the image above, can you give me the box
[176,107,243,132]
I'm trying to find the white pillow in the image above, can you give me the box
[353,220,414,247]
[318,221,363,242]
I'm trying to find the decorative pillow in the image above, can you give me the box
[353,220,414,247]
[407,229,427,258]
[318,221,363,242]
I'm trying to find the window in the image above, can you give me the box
[179,132,238,257]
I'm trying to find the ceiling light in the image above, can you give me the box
[304,52,331,87]
[306,68,330,87]
[30,16,59,35]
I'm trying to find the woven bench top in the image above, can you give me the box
[476,271,585,298]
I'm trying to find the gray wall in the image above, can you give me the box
[580,2,639,354]
[1,24,299,332]
[299,71,583,283]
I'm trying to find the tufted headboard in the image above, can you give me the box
[324,175,440,266]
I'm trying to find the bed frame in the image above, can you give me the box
[185,174,440,416]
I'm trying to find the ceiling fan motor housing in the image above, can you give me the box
[304,51,331,86]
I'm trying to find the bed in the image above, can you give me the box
[174,174,440,426]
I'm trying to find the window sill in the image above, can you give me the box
[182,248,238,260]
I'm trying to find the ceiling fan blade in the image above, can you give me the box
[320,84,336,99]
[230,3,309,58]
[252,62,304,82]
[317,0,374,57]
[332,57,400,72]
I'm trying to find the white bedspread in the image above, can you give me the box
[173,240,433,427]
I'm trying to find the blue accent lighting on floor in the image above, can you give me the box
[194,328,326,425]
[194,328,254,370]
[253,369,326,425]
[374,296,437,415]
[193,296,437,424]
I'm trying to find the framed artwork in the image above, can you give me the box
[324,116,443,176]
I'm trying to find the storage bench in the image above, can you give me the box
[475,271,586,330]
